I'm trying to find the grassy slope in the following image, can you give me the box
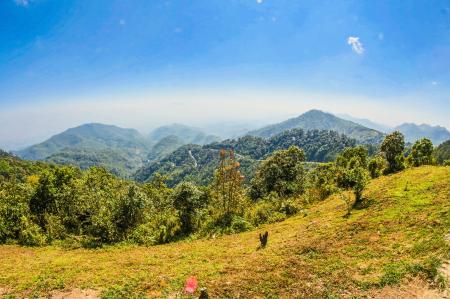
[0,166,449,298]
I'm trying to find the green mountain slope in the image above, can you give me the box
[249,109,384,144]
[395,123,450,145]
[148,124,220,145]
[15,123,151,177]
[134,129,356,185]
[147,135,188,162]
[16,123,150,160]
[1,166,448,298]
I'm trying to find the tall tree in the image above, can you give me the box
[173,182,202,235]
[212,149,245,215]
[380,131,405,174]
[335,146,369,205]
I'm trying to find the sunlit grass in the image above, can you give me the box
[0,166,449,298]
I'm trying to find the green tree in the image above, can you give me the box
[250,146,306,200]
[408,138,434,167]
[172,182,202,235]
[115,184,147,238]
[433,140,450,165]
[380,131,405,174]
[335,146,369,205]
[29,166,79,228]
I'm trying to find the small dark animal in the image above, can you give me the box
[199,287,209,299]
[259,231,269,248]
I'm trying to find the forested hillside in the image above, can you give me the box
[14,123,151,177]
[16,123,150,160]
[249,109,384,144]
[134,128,356,185]
[148,124,220,145]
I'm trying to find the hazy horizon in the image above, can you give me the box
[1,1,449,149]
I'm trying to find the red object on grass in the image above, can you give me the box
[185,276,198,294]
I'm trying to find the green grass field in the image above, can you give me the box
[0,166,449,298]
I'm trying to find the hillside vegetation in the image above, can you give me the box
[15,124,151,177]
[249,109,385,144]
[134,129,356,185]
[0,166,448,298]
[14,124,221,178]
[434,140,450,165]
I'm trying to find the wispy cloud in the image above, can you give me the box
[14,0,29,6]
[256,0,263,4]
[347,36,364,55]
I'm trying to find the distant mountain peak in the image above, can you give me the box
[15,122,150,161]
[148,123,220,145]
[395,123,450,145]
[248,109,384,144]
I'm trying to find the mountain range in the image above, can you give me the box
[338,114,450,145]
[393,123,450,145]
[11,110,449,178]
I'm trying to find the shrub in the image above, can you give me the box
[201,212,253,236]
[130,212,181,246]
[245,194,300,226]
[18,216,47,246]
[306,163,336,200]
[368,156,386,179]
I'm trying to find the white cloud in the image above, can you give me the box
[256,0,263,4]
[347,36,364,55]
[14,0,29,6]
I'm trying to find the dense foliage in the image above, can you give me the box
[433,139,450,165]
[135,128,356,186]
[0,127,445,248]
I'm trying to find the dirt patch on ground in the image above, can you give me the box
[368,277,448,299]
[0,287,8,297]
[43,288,100,299]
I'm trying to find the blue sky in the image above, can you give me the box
[0,0,449,149]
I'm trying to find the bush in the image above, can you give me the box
[45,214,66,241]
[245,194,300,226]
[0,183,32,243]
[201,212,253,236]
[306,163,336,201]
[18,216,47,246]
[368,156,386,179]
[130,212,181,246]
